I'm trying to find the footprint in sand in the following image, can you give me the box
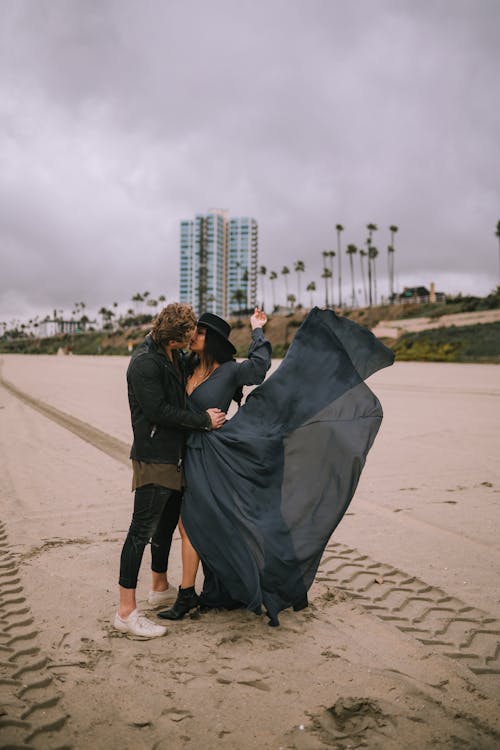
[321,649,341,660]
[236,678,271,691]
[216,633,253,646]
[161,707,193,722]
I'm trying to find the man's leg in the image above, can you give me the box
[118,484,173,618]
[150,490,182,593]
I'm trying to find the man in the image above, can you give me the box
[113,303,225,638]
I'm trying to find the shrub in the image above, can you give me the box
[392,322,500,363]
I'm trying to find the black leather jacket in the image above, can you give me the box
[127,334,211,465]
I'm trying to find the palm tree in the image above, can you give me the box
[287,293,296,312]
[321,267,332,308]
[366,239,373,306]
[346,244,357,307]
[387,245,395,302]
[234,260,241,289]
[369,246,379,305]
[79,314,89,331]
[359,249,368,305]
[335,224,344,307]
[322,251,329,304]
[281,266,290,306]
[329,251,336,306]
[258,265,267,309]
[294,260,305,307]
[306,281,316,308]
[388,225,398,301]
[269,271,278,310]
[231,289,246,318]
[206,293,217,313]
[495,221,500,284]
[365,224,378,306]
[323,251,335,307]
[240,269,249,309]
[158,294,166,304]
[98,306,114,329]
[132,293,143,314]
[197,280,208,313]
[389,225,398,246]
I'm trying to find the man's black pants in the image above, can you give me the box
[119,484,182,589]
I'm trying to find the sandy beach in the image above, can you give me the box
[1,353,499,749]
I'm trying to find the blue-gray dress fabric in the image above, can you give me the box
[181,308,394,625]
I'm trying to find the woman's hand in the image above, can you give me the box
[250,307,267,330]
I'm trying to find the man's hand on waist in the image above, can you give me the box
[206,408,226,430]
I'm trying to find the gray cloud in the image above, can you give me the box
[1,0,499,322]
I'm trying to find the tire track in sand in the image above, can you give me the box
[2,369,500,692]
[0,522,71,748]
[0,366,129,466]
[0,368,118,748]
[317,542,500,686]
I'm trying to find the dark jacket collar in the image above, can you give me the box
[144,333,185,384]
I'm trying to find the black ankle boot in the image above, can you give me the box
[158,586,199,620]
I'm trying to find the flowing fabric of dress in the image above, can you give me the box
[181,308,394,625]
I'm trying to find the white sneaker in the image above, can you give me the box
[113,609,167,638]
[148,588,176,608]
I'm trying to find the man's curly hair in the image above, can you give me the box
[151,303,197,345]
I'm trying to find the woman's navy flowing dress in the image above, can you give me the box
[181,308,394,625]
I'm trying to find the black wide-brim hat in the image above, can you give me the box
[197,312,236,356]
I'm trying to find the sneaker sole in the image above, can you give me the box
[113,623,167,639]
[117,633,166,640]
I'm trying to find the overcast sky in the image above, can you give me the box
[1,0,499,323]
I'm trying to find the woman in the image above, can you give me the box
[161,306,394,626]
[158,307,271,620]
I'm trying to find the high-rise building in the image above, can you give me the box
[228,217,258,315]
[180,209,228,317]
[179,209,258,317]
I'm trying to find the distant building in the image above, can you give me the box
[35,319,89,338]
[35,320,58,338]
[397,283,445,304]
[180,209,228,317]
[228,217,258,315]
[179,209,258,317]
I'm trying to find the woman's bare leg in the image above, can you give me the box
[178,519,200,588]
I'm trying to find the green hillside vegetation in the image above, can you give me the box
[1,290,499,363]
[342,287,500,328]
[0,328,134,356]
[390,322,500,363]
